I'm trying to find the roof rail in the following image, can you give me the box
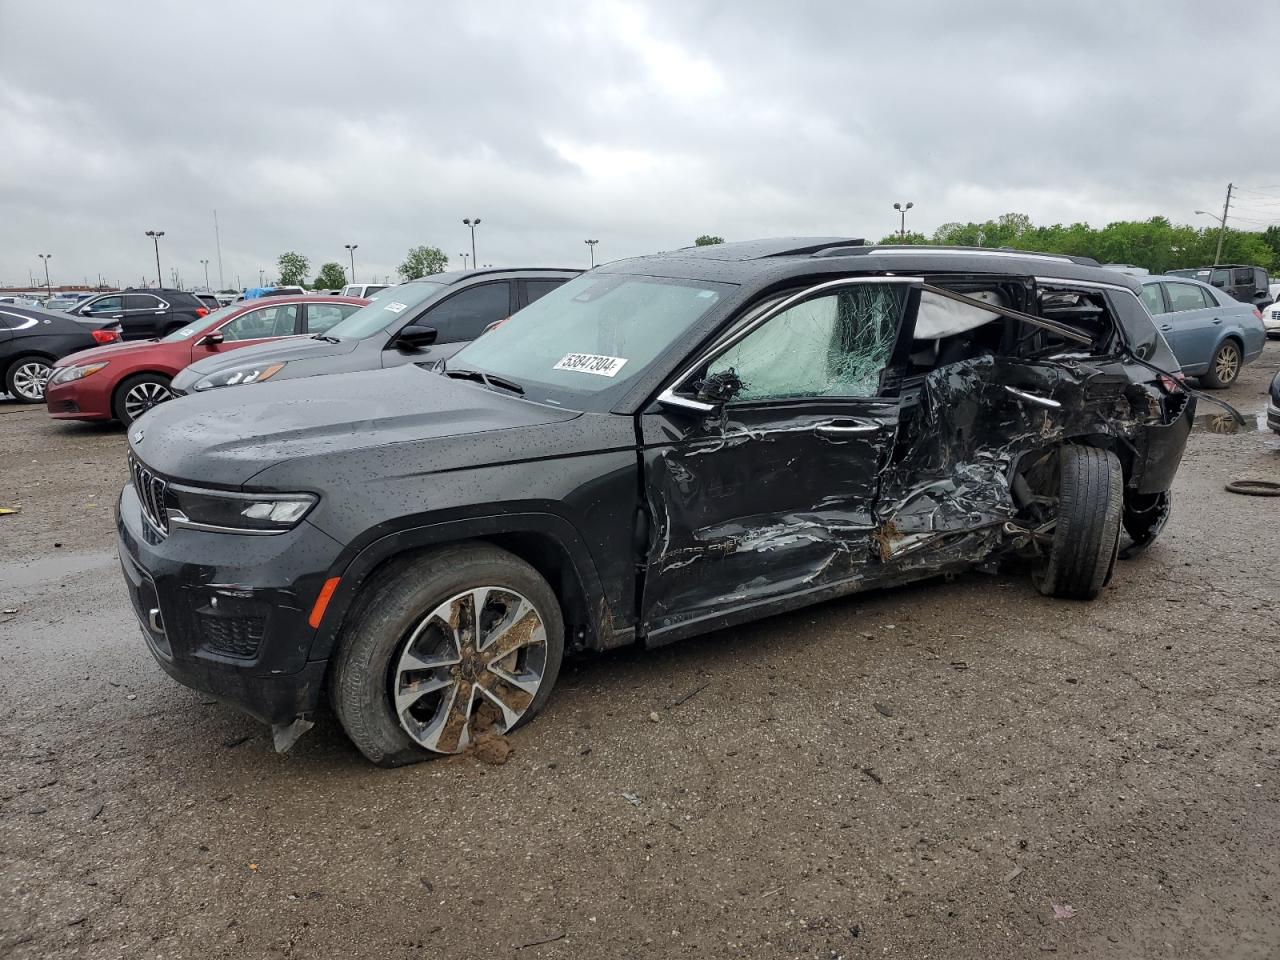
[814,244,1101,267]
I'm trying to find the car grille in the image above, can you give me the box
[129,454,170,535]
[197,613,266,659]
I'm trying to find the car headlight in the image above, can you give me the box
[190,362,286,391]
[168,484,317,533]
[49,361,109,385]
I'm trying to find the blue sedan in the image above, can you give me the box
[1139,276,1266,388]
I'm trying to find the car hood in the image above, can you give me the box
[129,364,583,487]
[51,338,171,368]
[177,336,358,380]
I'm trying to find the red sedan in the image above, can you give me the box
[45,295,368,425]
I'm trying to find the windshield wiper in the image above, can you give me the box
[443,366,524,395]
[311,334,341,343]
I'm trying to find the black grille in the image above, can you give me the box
[129,454,169,535]
[197,613,265,659]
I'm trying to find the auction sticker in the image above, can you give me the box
[553,353,628,377]
[384,301,409,314]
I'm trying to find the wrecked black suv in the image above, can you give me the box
[117,240,1194,765]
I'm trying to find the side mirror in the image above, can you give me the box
[197,332,224,346]
[695,368,744,404]
[395,324,438,350]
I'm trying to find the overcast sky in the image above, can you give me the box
[2,0,1278,290]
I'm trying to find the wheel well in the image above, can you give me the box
[111,371,173,406]
[5,351,56,371]
[348,533,596,652]
[1219,334,1244,352]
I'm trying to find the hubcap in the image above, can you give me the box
[1214,344,1240,384]
[123,381,172,421]
[12,361,52,400]
[392,586,548,754]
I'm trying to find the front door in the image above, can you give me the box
[638,278,918,639]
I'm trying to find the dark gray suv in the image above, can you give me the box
[170,269,579,395]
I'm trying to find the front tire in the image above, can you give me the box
[1036,446,1123,600]
[113,373,173,425]
[1201,339,1241,389]
[330,544,565,767]
[4,355,53,403]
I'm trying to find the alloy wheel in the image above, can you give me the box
[392,586,548,754]
[123,381,173,422]
[1214,343,1240,385]
[12,361,52,400]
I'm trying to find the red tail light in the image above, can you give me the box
[91,328,120,344]
[195,306,210,318]
[1253,307,1264,321]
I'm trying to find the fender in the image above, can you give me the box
[306,508,623,662]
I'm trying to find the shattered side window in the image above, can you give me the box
[708,284,905,401]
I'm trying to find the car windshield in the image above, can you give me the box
[451,272,733,406]
[323,282,444,340]
[162,304,238,341]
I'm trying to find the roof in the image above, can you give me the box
[598,239,1139,293]
[425,267,582,285]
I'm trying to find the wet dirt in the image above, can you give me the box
[2,345,1279,959]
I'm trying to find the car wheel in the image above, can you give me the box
[1035,446,1122,601]
[113,373,174,425]
[330,544,565,767]
[4,356,54,403]
[1201,339,1242,389]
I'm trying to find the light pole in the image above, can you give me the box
[892,201,914,240]
[459,252,470,270]
[462,218,481,270]
[145,230,165,288]
[37,254,52,298]
[585,239,599,268]
[344,244,358,283]
[200,258,210,290]
[258,269,265,287]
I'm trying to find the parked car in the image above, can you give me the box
[192,291,222,312]
[119,242,1196,764]
[1138,276,1266,387]
[170,269,579,396]
[45,296,367,425]
[1165,265,1271,308]
[1,305,119,402]
[43,293,91,311]
[340,283,389,298]
[1260,299,1280,339]
[63,289,212,341]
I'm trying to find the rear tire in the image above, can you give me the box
[1036,446,1123,600]
[4,355,53,403]
[1201,339,1241,389]
[330,544,565,767]
[112,373,173,425]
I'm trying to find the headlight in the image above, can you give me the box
[190,362,286,392]
[49,361,109,385]
[168,484,317,533]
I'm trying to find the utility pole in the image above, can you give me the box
[213,209,225,289]
[1213,183,1233,265]
[585,239,599,268]
[145,230,165,288]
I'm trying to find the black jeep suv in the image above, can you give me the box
[118,241,1195,765]
[67,288,211,341]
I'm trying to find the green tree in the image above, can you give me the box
[313,262,347,290]
[877,231,930,245]
[399,245,449,280]
[276,251,310,287]
[694,235,725,246]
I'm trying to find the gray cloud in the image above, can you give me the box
[2,0,1277,290]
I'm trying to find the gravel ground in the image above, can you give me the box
[1,346,1278,959]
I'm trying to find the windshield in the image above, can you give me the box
[323,282,444,340]
[162,304,238,341]
[451,272,733,406]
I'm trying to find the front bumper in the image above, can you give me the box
[116,481,343,725]
[45,378,112,421]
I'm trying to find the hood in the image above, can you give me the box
[52,338,171,368]
[129,364,582,487]
[177,335,358,380]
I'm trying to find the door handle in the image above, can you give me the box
[815,419,880,437]
[1004,385,1062,409]
[1212,317,1223,325]
[1159,323,1173,331]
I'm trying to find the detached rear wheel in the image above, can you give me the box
[1035,446,1123,600]
[331,544,564,767]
